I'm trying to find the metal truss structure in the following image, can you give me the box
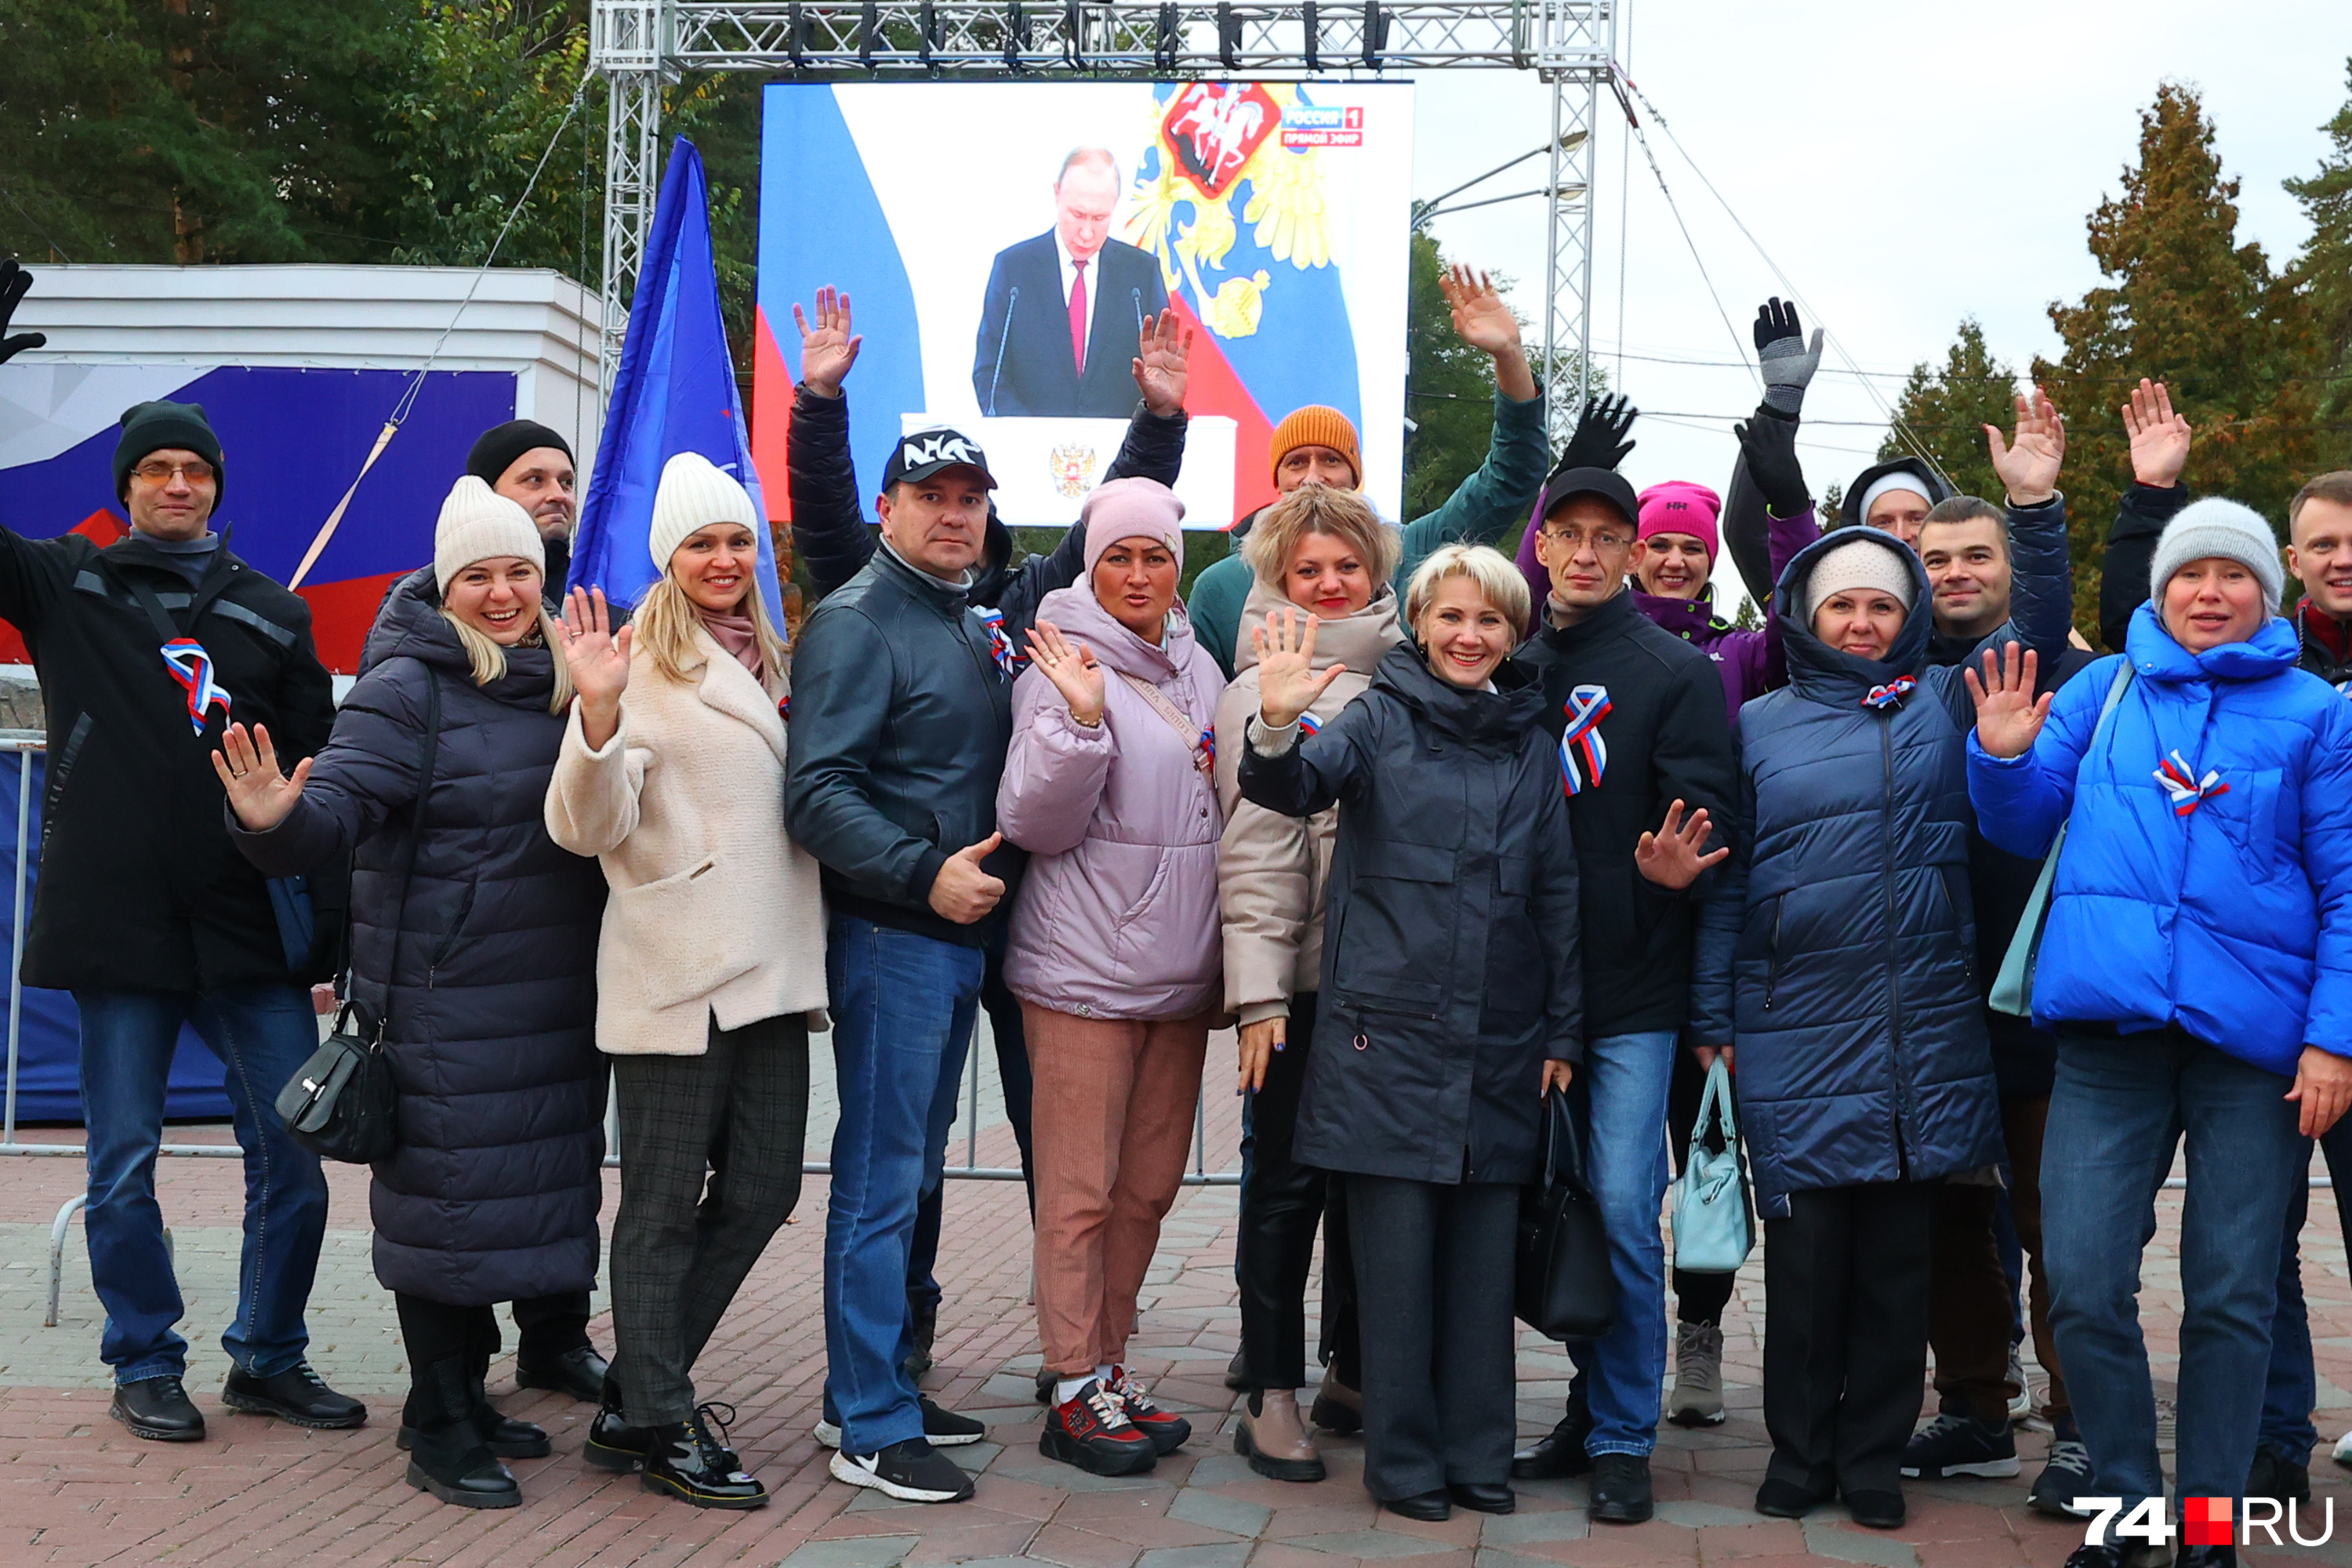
[593,0,1617,436]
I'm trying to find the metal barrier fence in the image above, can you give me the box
[0,732,1238,1325]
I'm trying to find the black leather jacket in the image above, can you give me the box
[785,543,1025,946]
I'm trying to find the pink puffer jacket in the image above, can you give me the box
[997,584,1225,1020]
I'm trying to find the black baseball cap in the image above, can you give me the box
[881,428,997,492]
[1536,466,1639,530]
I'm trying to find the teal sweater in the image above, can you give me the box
[1186,390,1549,679]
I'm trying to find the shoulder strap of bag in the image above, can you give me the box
[1115,669,1214,784]
[1694,1056,1737,1145]
[1987,659,2133,1016]
[371,668,441,1043]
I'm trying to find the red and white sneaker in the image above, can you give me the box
[1107,1367,1192,1455]
[1041,1380,1158,1476]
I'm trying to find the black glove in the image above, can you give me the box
[0,260,45,368]
[1556,393,1638,472]
[1753,297,1821,417]
[1735,410,1810,519]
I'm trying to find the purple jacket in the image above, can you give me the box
[1515,502,1818,728]
[997,584,1226,1020]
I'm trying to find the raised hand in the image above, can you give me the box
[1252,607,1346,730]
[559,585,634,747]
[1238,1016,1285,1094]
[210,722,313,833]
[1734,414,1810,519]
[1131,308,1193,417]
[1443,263,1522,355]
[791,285,862,399]
[0,260,45,368]
[2122,378,2191,489]
[1558,393,1639,472]
[928,832,1007,924]
[1753,297,1823,416]
[1965,643,2052,760]
[1986,385,2065,506]
[1635,799,1730,890]
[1025,620,1105,726]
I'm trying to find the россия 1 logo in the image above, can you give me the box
[2075,1496,2336,1548]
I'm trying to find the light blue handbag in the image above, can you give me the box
[1670,1058,1751,1274]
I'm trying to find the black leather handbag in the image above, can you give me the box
[1515,1086,1616,1342]
[274,673,439,1163]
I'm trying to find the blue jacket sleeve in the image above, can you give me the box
[1396,390,1549,580]
[2295,698,2352,1054]
[1235,706,1373,819]
[1964,658,2114,861]
[230,666,424,877]
[2002,494,2073,664]
[783,605,949,902]
[1530,775,1584,1062]
[1686,760,1751,1048]
[787,386,877,603]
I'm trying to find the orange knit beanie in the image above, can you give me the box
[1269,405,1362,487]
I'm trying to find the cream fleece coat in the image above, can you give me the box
[545,627,828,1055]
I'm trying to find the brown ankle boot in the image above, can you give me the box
[1236,1388,1326,1483]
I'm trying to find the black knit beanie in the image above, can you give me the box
[466,419,573,488]
[114,401,224,503]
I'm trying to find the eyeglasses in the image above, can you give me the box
[130,459,216,485]
[1539,524,1633,553]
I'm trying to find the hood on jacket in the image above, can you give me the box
[1773,527,1936,702]
[1031,582,1203,683]
[361,567,561,711]
[1842,456,1952,529]
[1370,641,1550,747]
[2125,599,2302,685]
[1233,576,1406,678]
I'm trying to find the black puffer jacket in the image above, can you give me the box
[1692,531,2013,1214]
[234,576,606,1305]
[1238,644,1581,1186]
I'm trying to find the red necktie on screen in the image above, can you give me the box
[1069,260,1089,373]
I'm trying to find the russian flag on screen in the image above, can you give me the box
[750,82,1370,529]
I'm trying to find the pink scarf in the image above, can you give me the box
[697,609,765,680]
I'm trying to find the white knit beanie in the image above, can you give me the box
[1804,535,1918,622]
[434,475,544,593]
[650,451,759,570]
[2148,496,2285,618]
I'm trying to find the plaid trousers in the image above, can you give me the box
[608,1011,810,1425]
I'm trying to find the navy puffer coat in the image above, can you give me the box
[234,575,607,1305]
[1693,530,2011,1215]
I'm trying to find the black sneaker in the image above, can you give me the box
[641,1405,767,1509]
[1510,1401,1594,1481]
[815,1397,986,1450]
[1040,1380,1158,1476]
[1842,1487,1906,1530]
[830,1436,978,1502]
[1900,1412,2019,1479]
[2246,1443,2312,1504]
[109,1375,205,1442]
[2029,1439,2096,1518]
[1590,1453,1653,1523]
[221,1363,367,1430]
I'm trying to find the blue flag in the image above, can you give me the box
[578,136,786,622]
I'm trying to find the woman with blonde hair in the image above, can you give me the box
[1239,543,1581,1519]
[546,451,840,1511]
[220,477,605,1509]
[1210,484,1397,1482]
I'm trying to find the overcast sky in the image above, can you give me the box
[1404,0,2350,602]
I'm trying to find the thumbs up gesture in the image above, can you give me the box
[927,832,1007,924]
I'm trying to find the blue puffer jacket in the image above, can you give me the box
[1968,603,2352,1076]
[1694,529,2027,1214]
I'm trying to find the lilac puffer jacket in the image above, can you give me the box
[998,584,1226,1020]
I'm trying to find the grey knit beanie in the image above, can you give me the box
[2148,497,2285,618]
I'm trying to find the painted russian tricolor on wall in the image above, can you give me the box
[752,81,1412,532]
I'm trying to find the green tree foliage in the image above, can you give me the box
[2288,60,2352,472]
[1880,318,2016,506]
[1402,230,1507,521]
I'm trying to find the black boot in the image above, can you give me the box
[403,1360,520,1509]
[585,1374,656,1473]
[642,1403,767,1508]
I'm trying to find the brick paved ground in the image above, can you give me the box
[0,1022,2347,1566]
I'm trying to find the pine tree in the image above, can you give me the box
[1880,318,2017,506]
[2036,82,2319,630]
[1402,230,1510,520]
[2287,59,2352,473]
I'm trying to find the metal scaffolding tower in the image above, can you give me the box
[591,0,1617,435]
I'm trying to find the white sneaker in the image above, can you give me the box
[2006,1345,2032,1424]
[2332,1428,2352,1469]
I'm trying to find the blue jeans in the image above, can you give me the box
[2042,1029,2305,1512]
[2257,1116,2352,1458]
[74,985,330,1383]
[1566,1030,1677,1457]
[822,915,983,1454]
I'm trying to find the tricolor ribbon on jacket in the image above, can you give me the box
[976,607,1022,676]
[2154,749,2230,816]
[1862,676,1917,711]
[1558,684,1611,796]
[160,637,231,736]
